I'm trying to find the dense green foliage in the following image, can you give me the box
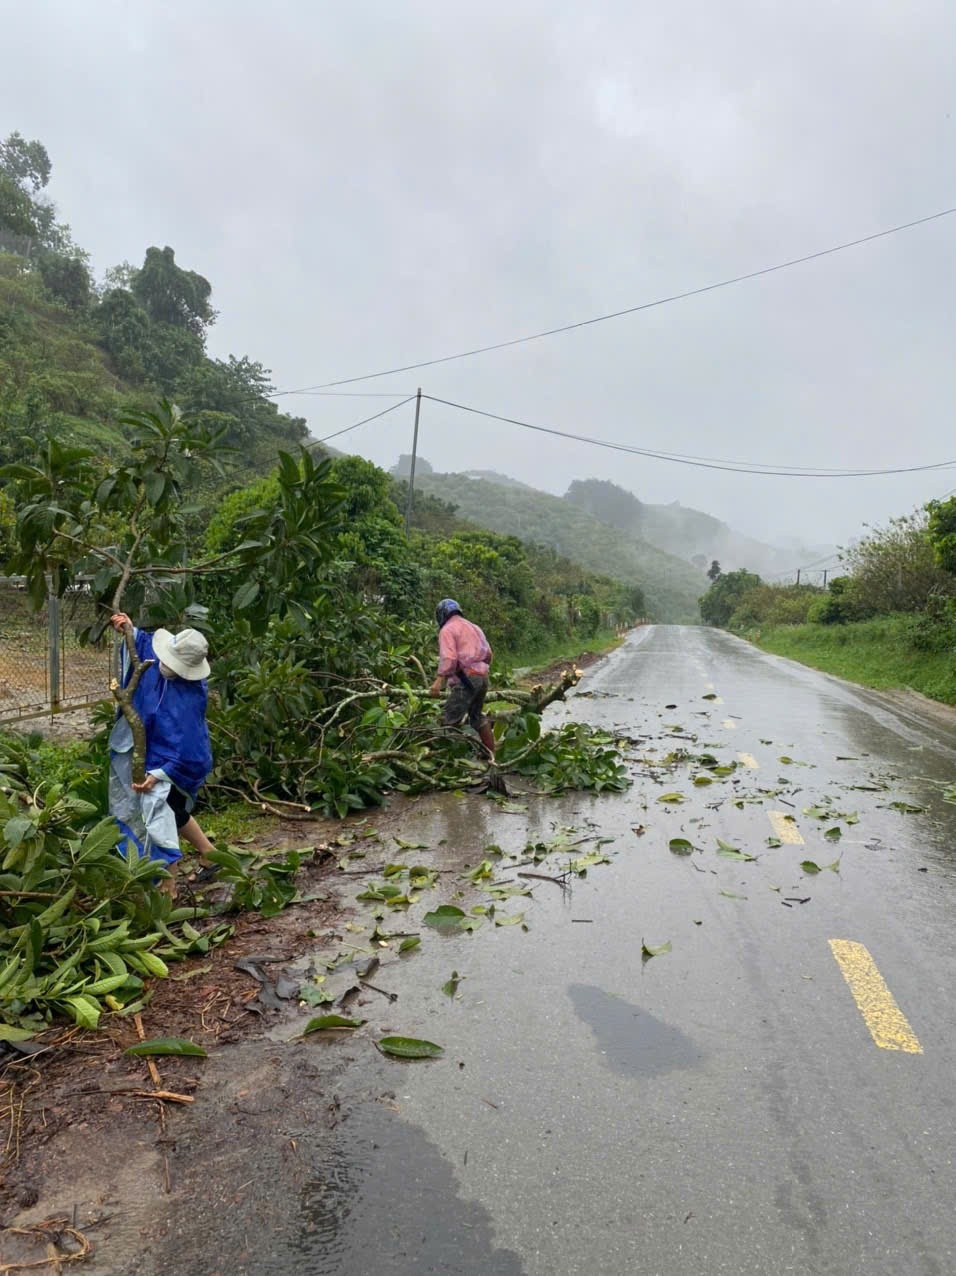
[698,569,764,627]
[0,130,308,493]
[0,732,233,1035]
[700,501,956,707]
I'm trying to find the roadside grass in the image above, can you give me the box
[751,616,956,706]
[501,628,625,677]
[202,799,277,846]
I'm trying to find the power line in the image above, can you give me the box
[314,396,414,444]
[270,206,956,394]
[423,394,956,478]
[296,390,417,398]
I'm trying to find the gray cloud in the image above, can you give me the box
[3,0,955,547]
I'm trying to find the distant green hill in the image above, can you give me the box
[565,477,835,578]
[415,471,706,622]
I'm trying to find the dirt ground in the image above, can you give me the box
[0,811,359,1268]
[0,644,610,1271]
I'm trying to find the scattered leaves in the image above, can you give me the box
[377,1036,444,1059]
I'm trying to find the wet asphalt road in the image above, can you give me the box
[145,625,956,1276]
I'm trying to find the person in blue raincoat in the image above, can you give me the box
[108,612,216,895]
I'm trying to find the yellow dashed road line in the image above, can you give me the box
[737,752,759,769]
[828,940,923,1054]
[767,810,804,844]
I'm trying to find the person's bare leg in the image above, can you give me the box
[179,816,215,863]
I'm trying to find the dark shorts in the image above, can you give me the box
[166,784,196,830]
[441,675,489,731]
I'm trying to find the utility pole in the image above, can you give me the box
[796,568,801,585]
[403,388,422,536]
[822,569,828,588]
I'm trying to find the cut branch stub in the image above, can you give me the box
[111,621,153,785]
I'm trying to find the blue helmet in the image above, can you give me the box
[435,598,462,627]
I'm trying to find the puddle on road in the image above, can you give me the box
[568,984,703,1077]
[293,1103,525,1275]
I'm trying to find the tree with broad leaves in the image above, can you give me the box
[707,560,721,581]
[0,132,51,193]
[2,402,227,776]
[1,401,346,780]
[132,246,215,337]
[699,568,762,627]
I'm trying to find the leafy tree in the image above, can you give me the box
[36,249,92,310]
[0,400,228,619]
[806,576,857,625]
[707,560,721,581]
[840,510,954,615]
[926,496,956,576]
[95,287,153,381]
[699,569,762,627]
[0,132,51,192]
[132,246,214,336]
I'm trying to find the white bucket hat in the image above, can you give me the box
[151,627,210,681]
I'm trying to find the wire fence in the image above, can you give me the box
[0,579,112,722]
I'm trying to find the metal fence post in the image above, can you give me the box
[48,593,61,713]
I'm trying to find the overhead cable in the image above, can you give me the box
[423,395,956,479]
[314,396,415,444]
[270,206,956,394]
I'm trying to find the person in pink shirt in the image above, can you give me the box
[429,598,496,756]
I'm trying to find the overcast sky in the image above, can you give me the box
[3,0,955,551]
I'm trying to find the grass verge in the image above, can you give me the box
[501,629,625,677]
[751,616,956,705]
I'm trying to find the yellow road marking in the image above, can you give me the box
[767,811,804,844]
[737,752,759,769]
[828,940,923,1053]
[721,718,736,730]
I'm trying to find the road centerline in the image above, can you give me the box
[828,939,923,1054]
[767,810,804,844]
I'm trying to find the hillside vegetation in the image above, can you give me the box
[0,132,309,501]
[565,476,832,579]
[698,504,956,707]
[416,471,705,622]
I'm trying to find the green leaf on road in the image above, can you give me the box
[377,1036,444,1059]
[423,905,482,932]
[719,889,748,900]
[888,801,924,814]
[716,839,756,861]
[301,1015,365,1035]
[494,912,526,927]
[692,775,713,786]
[801,860,822,874]
[702,693,719,700]
[657,792,685,804]
[442,971,462,998]
[393,837,430,850]
[824,826,842,842]
[124,1038,208,1058]
[766,836,782,848]
[641,939,672,958]
[399,936,421,954]
[669,838,694,855]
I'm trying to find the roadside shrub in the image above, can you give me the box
[904,595,956,653]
